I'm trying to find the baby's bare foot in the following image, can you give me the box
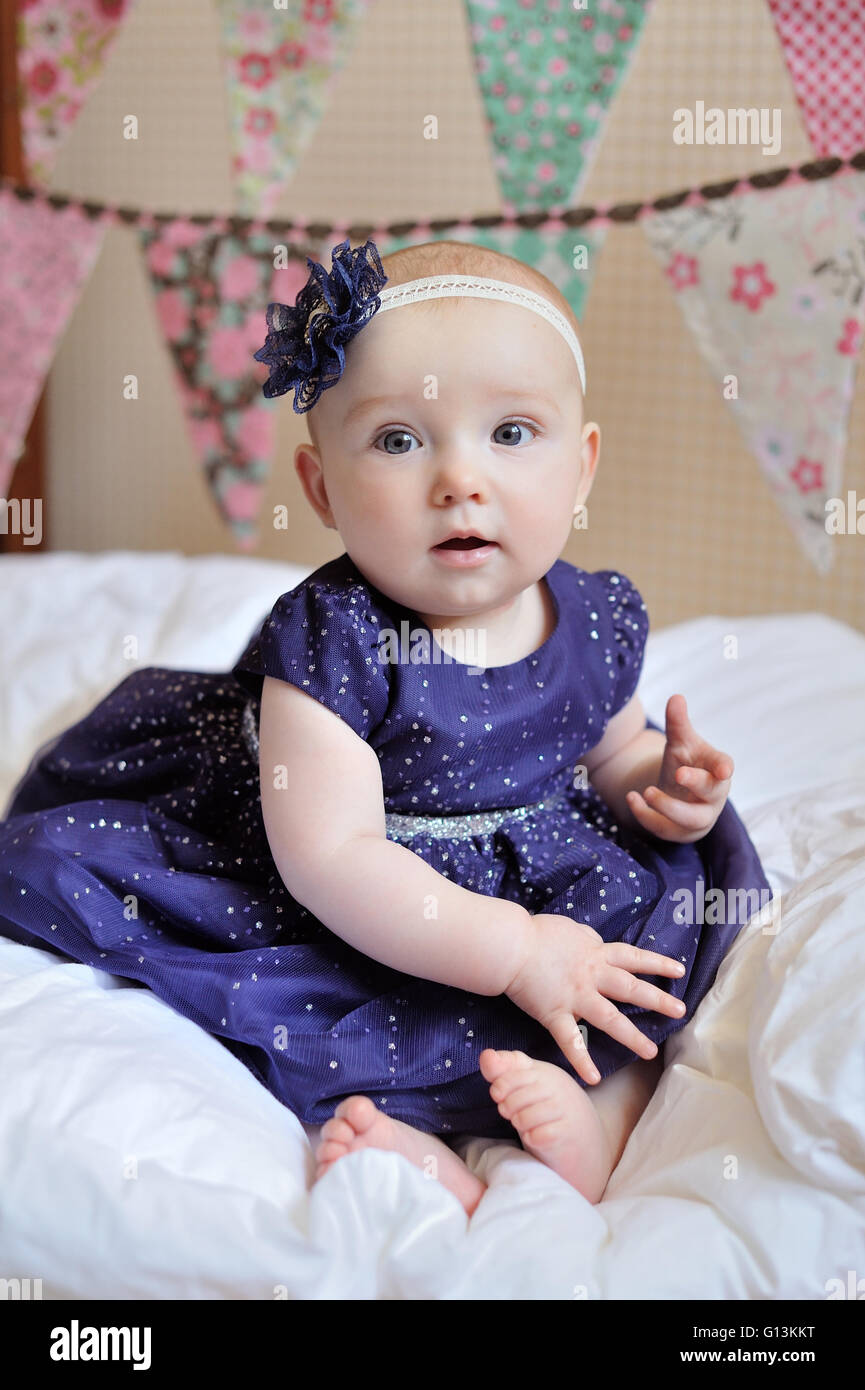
[315,1095,486,1217]
[479,1048,613,1204]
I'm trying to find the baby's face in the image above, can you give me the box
[295,295,599,620]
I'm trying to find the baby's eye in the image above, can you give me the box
[375,429,420,455]
[493,421,536,446]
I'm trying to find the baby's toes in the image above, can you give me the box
[507,1096,565,1145]
[490,1073,537,1107]
[495,1074,547,1122]
[318,1115,356,1154]
[480,1047,535,1088]
[332,1094,379,1135]
[316,1097,377,1166]
[485,1051,538,1102]
[316,1136,350,1166]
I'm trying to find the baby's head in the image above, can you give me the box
[293,239,600,620]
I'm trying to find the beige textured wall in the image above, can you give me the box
[45,0,865,631]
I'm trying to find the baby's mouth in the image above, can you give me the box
[433,536,496,550]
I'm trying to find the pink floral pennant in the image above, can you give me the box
[767,0,865,159]
[641,171,865,574]
[137,218,320,550]
[17,0,138,189]
[0,188,107,496]
[213,0,372,220]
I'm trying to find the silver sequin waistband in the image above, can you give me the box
[382,790,571,842]
[240,698,569,842]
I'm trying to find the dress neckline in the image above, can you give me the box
[386,558,564,674]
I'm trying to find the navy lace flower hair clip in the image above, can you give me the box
[253,238,389,414]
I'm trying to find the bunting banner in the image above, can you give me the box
[376,220,609,329]
[641,170,865,574]
[16,0,138,189]
[767,1,865,159]
[0,187,108,497]
[6,0,865,554]
[137,219,320,549]
[213,0,372,220]
[463,0,655,213]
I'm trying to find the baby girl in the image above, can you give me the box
[0,235,771,1218]
[250,236,758,1213]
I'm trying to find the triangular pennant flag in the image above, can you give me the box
[0,189,107,496]
[375,221,608,328]
[767,0,865,158]
[17,0,138,188]
[463,0,655,213]
[641,171,865,573]
[137,218,319,550]
[214,0,372,220]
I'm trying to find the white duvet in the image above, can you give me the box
[0,550,863,1299]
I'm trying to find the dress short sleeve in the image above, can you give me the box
[231,568,391,741]
[593,569,649,718]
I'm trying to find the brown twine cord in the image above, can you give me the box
[2,149,862,242]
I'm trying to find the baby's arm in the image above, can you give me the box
[583,695,665,833]
[258,676,534,996]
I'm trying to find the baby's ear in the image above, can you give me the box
[293,442,336,529]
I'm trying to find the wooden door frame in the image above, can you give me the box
[1,0,47,552]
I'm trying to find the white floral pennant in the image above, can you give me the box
[641,171,865,573]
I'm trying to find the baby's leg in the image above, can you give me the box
[479,1046,664,1204]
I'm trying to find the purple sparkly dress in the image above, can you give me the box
[0,553,772,1138]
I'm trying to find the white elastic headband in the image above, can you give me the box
[375,274,586,395]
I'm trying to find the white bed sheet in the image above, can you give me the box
[0,550,863,1299]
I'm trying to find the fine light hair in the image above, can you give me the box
[306,239,585,446]
[377,239,583,344]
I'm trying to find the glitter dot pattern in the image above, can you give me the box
[0,552,772,1139]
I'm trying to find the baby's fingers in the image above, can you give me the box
[639,785,713,830]
[676,766,726,799]
[544,1011,601,1084]
[597,964,687,1021]
[580,994,660,1063]
[604,942,686,979]
[625,790,684,840]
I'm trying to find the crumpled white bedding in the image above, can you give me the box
[0,550,863,1299]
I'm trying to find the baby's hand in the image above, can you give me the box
[504,913,687,1083]
[626,693,733,844]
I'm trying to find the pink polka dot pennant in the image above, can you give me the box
[767,0,865,160]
